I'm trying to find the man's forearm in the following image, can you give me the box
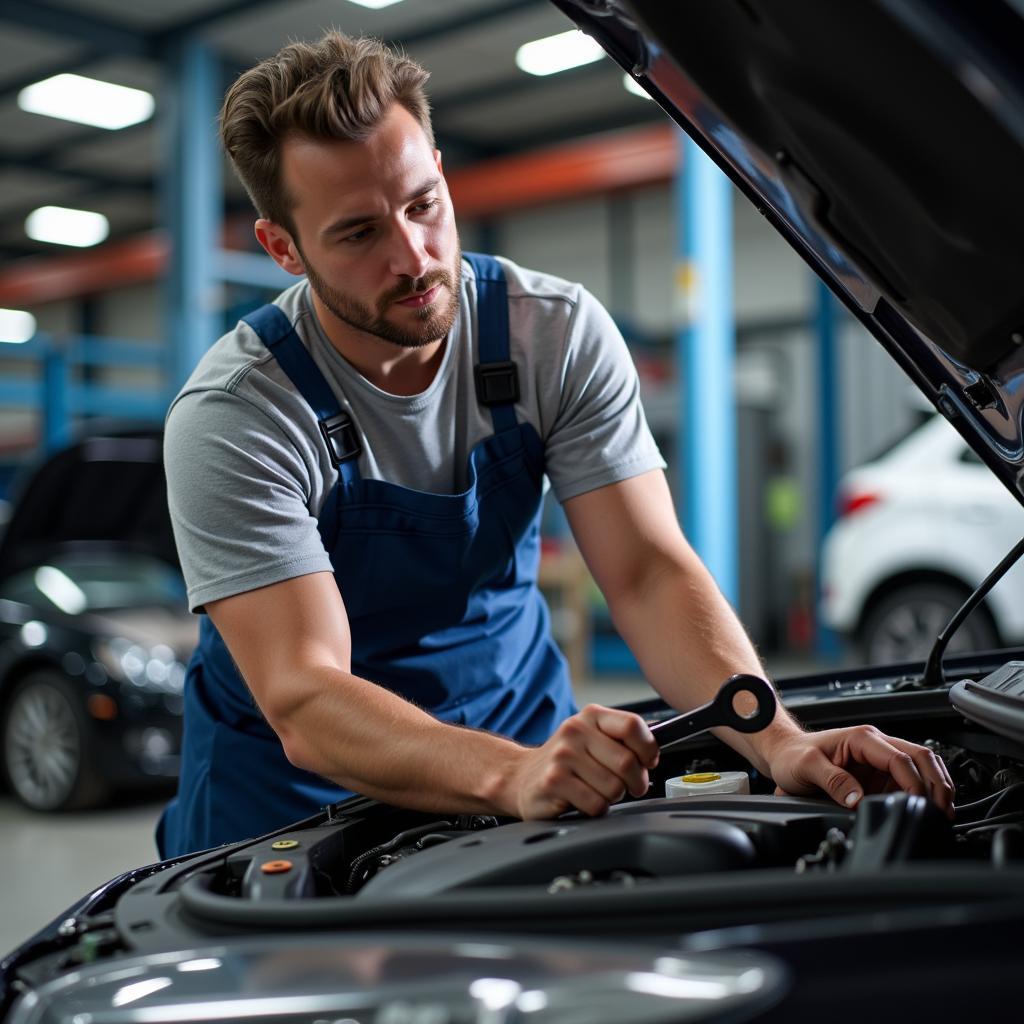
[271,665,526,815]
[608,556,803,776]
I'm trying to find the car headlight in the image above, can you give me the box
[93,638,188,694]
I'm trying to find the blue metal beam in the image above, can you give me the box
[42,350,70,452]
[216,249,295,292]
[162,36,221,395]
[674,132,738,605]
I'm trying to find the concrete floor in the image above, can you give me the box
[0,793,165,956]
[0,657,833,958]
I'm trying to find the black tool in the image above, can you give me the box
[651,674,777,750]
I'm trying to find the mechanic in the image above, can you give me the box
[157,31,954,857]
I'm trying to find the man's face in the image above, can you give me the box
[277,105,461,349]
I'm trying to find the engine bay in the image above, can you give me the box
[7,655,1024,1022]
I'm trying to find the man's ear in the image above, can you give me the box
[254,219,305,276]
[433,149,443,175]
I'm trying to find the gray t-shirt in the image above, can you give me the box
[165,255,665,612]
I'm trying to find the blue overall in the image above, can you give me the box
[158,254,576,857]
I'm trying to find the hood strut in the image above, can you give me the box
[922,533,1024,688]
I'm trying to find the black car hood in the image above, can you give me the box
[0,429,178,580]
[554,0,1024,500]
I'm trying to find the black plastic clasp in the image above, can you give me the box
[474,361,520,406]
[318,412,362,467]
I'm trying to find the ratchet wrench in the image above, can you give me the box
[650,674,777,750]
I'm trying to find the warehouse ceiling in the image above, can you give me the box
[0,0,663,263]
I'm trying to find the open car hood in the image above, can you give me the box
[0,429,178,580]
[554,0,1024,501]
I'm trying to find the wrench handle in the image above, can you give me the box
[651,674,777,749]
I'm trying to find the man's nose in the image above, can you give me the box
[388,221,430,280]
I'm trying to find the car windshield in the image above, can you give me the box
[0,556,185,614]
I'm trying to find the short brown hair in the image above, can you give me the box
[220,31,433,233]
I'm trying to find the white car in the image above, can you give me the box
[822,414,1024,663]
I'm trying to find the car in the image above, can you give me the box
[0,431,191,811]
[4,1,1024,1020]
[822,413,1024,663]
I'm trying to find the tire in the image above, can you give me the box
[859,581,1000,665]
[1,670,108,811]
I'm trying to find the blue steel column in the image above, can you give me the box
[42,347,70,453]
[674,133,738,605]
[163,36,222,397]
[815,277,841,655]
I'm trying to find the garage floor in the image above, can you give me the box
[0,794,164,954]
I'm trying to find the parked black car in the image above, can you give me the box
[4,1,1024,1021]
[0,431,190,811]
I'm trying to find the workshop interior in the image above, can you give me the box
[2,1,1024,1020]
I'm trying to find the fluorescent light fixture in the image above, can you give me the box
[623,72,654,99]
[0,308,36,344]
[347,0,405,8]
[18,73,154,130]
[26,206,109,248]
[515,29,604,76]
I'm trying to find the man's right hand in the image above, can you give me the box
[502,704,660,819]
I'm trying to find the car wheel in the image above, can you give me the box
[859,582,1000,664]
[1,671,108,811]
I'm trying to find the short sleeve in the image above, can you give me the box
[164,388,334,612]
[542,287,666,502]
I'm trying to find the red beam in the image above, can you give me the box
[447,123,676,218]
[0,232,168,307]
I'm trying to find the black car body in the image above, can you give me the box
[4,1,1024,1020]
[0,431,190,810]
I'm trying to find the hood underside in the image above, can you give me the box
[0,429,178,580]
[555,0,1024,500]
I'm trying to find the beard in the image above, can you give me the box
[300,242,462,350]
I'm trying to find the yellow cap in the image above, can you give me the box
[681,772,722,784]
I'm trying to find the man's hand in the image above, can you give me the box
[766,725,955,818]
[503,704,660,819]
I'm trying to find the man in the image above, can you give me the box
[158,32,953,858]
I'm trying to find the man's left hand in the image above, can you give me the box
[766,725,956,819]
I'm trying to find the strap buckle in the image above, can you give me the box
[318,412,362,467]
[474,361,520,406]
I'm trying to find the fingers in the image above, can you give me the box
[784,727,956,818]
[887,737,956,818]
[796,746,864,808]
[840,727,928,802]
[579,728,650,799]
[519,706,656,819]
[584,705,660,770]
[844,728,956,817]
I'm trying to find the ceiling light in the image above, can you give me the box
[623,73,654,99]
[515,30,605,76]
[0,309,36,344]
[346,0,405,8]
[26,206,109,248]
[18,73,154,130]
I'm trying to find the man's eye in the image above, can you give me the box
[411,199,438,214]
[343,227,372,243]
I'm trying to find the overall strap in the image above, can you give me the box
[242,304,361,482]
[463,252,519,434]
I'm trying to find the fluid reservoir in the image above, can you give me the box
[665,771,750,798]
